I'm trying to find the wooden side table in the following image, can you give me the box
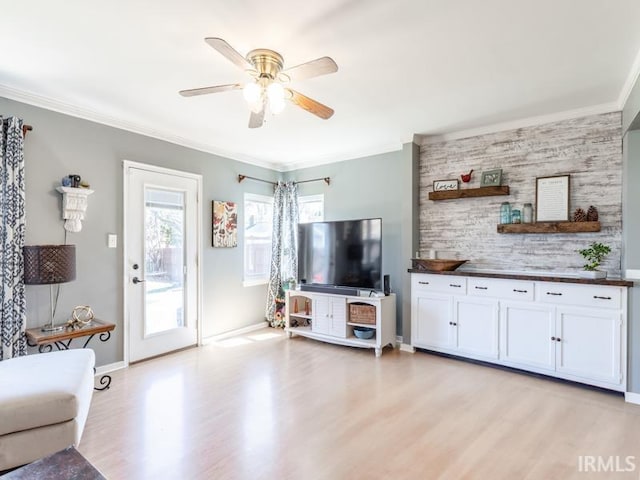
[25,319,116,391]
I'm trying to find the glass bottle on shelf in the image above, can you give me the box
[523,203,533,223]
[500,202,512,224]
[511,209,522,224]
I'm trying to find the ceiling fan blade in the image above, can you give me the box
[179,83,241,97]
[204,37,252,71]
[281,57,338,81]
[287,89,334,120]
[249,107,266,129]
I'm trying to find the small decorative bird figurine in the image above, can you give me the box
[461,170,474,183]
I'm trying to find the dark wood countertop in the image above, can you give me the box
[407,269,634,287]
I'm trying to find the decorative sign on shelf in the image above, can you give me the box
[480,168,502,187]
[433,179,459,191]
[535,175,570,222]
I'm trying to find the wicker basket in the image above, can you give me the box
[349,303,376,325]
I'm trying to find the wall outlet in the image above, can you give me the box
[108,234,117,248]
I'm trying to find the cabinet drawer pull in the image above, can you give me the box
[513,289,528,293]
[556,337,562,342]
[449,284,462,288]
[475,286,488,290]
[551,336,556,341]
[449,321,453,326]
[546,292,562,296]
[418,281,429,285]
[593,295,612,300]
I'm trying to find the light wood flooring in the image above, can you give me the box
[79,329,640,479]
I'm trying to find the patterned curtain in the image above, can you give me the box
[265,181,299,327]
[0,117,26,360]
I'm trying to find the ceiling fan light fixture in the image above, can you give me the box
[267,82,286,114]
[243,81,265,113]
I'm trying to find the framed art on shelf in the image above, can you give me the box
[535,175,570,222]
[212,200,237,247]
[480,168,502,187]
[433,179,459,192]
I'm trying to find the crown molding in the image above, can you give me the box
[418,102,619,145]
[618,45,640,110]
[0,84,281,171]
[278,141,405,172]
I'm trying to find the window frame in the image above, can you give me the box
[298,193,325,223]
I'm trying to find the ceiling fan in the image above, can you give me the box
[179,37,338,128]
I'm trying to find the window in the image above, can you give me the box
[298,194,324,223]
[244,193,273,286]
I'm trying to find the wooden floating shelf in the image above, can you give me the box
[428,186,510,201]
[497,221,601,234]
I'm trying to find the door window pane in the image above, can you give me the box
[144,188,185,335]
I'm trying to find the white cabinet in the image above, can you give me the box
[455,297,499,359]
[500,302,555,372]
[411,275,498,358]
[285,290,396,357]
[412,292,453,349]
[555,306,622,385]
[312,296,347,338]
[411,273,629,391]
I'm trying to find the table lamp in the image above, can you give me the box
[23,245,76,332]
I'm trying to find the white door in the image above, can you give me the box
[412,292,453,349]
[328,298,347,338]
[125,162,201,363]
[454,297,499,359]
[500,302,555,372]
[555,307,622,385]
[313,296,330,335]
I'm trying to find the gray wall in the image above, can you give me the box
[622,69,640,392]
[419,112,623,275]
[622,130,640,392]
[290,146,417,338]
[1,97,278,366]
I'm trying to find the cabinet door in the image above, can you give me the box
[412,292,453,349]
[454,297,499,359]
[329,297,347,338]
[555,307,622,386]
[312,297,330,335]
[500,302,555,372]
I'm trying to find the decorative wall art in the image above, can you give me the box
[535,175,570,222]
[480,168,502,187]
[433,179,459,191]
[212,200,238,247]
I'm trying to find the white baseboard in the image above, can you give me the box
[625,392,640,405]
[201,321,269,344]
[400,343,416,353]
[95,361,126,375]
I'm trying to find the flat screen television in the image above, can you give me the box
[297,218,382,292]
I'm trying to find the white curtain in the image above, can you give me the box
[265,181,299,327]
[0,117,26,360]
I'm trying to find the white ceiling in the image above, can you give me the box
[1,0,640,171]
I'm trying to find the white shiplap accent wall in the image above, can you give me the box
[419,112,622,275]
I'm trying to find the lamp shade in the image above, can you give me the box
[23,245,76,285]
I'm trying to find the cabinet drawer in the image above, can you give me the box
[468,278,534,301]
[535,282,622,309]
[412,274,466,294]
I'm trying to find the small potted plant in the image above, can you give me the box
[577,242,611,279]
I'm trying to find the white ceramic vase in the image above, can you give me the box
[578,270,607,279]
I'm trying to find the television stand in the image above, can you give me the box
[284,290,396,357]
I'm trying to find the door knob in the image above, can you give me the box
[132,276,146,284]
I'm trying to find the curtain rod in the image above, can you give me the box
[237,174,330,186]
[1,120,32,137]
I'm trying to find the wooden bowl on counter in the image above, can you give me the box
[411,259,468,272]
